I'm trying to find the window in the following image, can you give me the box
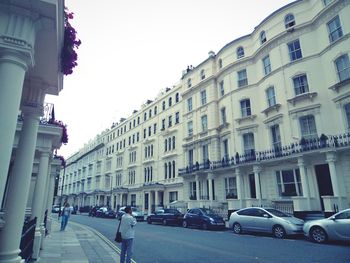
[201,115,208,132]
[189,181,196,199]
[149,109,152,118]
[293,74,309,95]
[221,107,227,124]
[200,90,207,105]
[161,119,165,130]
[153,123,157,134]
[202,145,208,163]
[175,93,179,103]
[143,128,146,139]
[200,69,205,80]
[266,86,276,107]
[169,191,178,203]
[144,112,147,121]
[345,103,350,130]
[162,101,166,110]
[168,116,172,127]
[243,133,255,155]
[175,112,180,124]
[188,149,193,166]
[300,115,317,139]
[154,106,157,115]
[164,139,167,152]
[288,39,302,61]
[187,97,193,112]
[172,136,176,149]
[137,116,140,125]
[219,81,225,96]
[218,59,223,69]
[148,126,151,136]
[276,169,302,197]
[237,69,248,87]
[285,13,295,28]
[262,55,271,76]
[236,46,244,59]
[187,121,193,137]
[327,15,343,43]
[260,31,266,44]
[169,97,172,107]
[223,139,229,159]
[335,54,350,82]
[225,177,237,198]
[271,124,282,150]
[240,99,251,117]
[187,78,192,88]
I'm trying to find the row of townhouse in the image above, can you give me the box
[58,0,350,219]
[0,1,66,262]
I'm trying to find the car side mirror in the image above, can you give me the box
[263,214,270,218]
[330,216,336,221]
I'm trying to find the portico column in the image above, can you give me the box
[297,157,311,210]
[208,173,213,203]
[235,168,243,209]
[0,105,41,263]
[253,165,262,206]
[147,192,151,215]
[155,191,158,208]
[326,152,340,197]
[46,164,60,235]
[195,175,200,201]
[0,50,30,207]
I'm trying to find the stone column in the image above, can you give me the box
[155,191,158,208]
[195,175,200,201]
[0,104,42,263]
[326,152,340,197]
[297,157,311,210]
[0,50,31,207]
[31,151,50,259]
[207,173,213,203]
[235,168,243,209]
[147,192,151,215]
[253,165,262,206]
[46,164,60,235]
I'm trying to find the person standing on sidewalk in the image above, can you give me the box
[119,206,137,263]
[60,203,71,231]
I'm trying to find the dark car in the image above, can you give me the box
[89,206,100,217]
[147,209,184,226]
[96,207,116,218]
[183,208,226,230]
[117,206,144,221]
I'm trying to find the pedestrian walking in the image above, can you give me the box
[60,203,71,231]
[119,206,137,263]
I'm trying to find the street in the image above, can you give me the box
[70,214,350,263]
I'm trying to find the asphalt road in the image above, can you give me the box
[70,214,350,263]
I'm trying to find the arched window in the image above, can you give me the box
[172,136,176,149]
[164,163,168,179]
[200,69,205,80]
[162,101,166,110]
[260,31,267,44]
[151,145,153,156]
[168,162,172,177]
[164,139,167,152]
[144,168,147,182]
[144,147,147,158]
[150,167,153,181]
[285,13,295,29]
[218,59,223,69]
[168,138,171,151]
[236,46,245,59]
[175,93,179,103]
[172,160,176,178]
[154,106,157,115]
[169,97,172,107]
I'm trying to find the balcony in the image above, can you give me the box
[178,133,350,175]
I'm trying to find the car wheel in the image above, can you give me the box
[182,220,188,228]
[233,222,242,234]
[162,219,168,226]
[147,218,152,224]
[273,225,286,239]
[310,226,327,243]
[202,222,208,230]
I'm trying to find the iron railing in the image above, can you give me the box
[19,217,36,262]
[179,133,350,175]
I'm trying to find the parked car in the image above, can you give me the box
[229,207,304,238]
[52,205,60,213]
[117,206,144,221]
[95,207,116,218]
[147,208,184,225]
[303,208,350,243]
[182,208,225,230]
[89,206,100,217]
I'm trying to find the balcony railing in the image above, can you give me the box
[179,133,350,175]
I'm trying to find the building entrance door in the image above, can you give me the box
[315,164,333,211]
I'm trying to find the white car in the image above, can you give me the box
[303,208,350,243]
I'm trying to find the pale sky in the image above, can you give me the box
[47,0,295,158]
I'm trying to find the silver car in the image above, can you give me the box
[229,207,304,238]
[303,208,350,243]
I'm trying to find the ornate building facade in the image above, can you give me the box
[59,0,350,218]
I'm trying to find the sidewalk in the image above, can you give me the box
[38,218,120,263]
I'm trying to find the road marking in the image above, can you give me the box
[70,221,137,263]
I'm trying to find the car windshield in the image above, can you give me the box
[201,208,217,216]
[265,208,290,217]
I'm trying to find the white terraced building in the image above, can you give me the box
[58,0,350,219]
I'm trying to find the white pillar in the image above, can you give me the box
[195,175,200,201]
[147,192,151,215]
[326,152,340,197]
[155,191,158,208]
[0,50,30,207]
[0,107,41,263]
[31,152,50,259]
[253,165,262,206]
[45,165,59,235]
[298,157,311,210]
[235,168,243,209]
[208,173,213,202]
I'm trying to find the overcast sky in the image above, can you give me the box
[47,0,295,158]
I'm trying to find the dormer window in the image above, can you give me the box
[285,13,295,29]
[260,31,267,44]
[236,46,245,59]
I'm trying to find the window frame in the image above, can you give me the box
[299,115,318,140]
[284,13,295,29]
[327,15,343,43]
[237,69,248,88]
[240,99,251,117]
[266,86,276,107]
[236,46,245,59]
[293,74,309,95]
[335,54,350,82]
[262,55,271,76]
[288,39,302,61]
